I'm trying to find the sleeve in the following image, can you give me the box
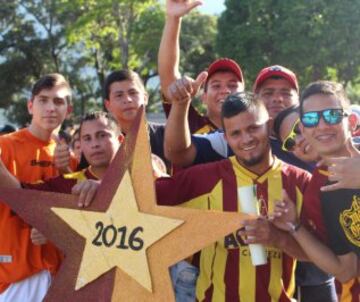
[192,132,230,165]
[22,176,77,194]
[156,162,222,208]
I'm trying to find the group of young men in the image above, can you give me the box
[0,0,360,301]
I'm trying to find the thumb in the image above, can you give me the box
[193,71,208,92]
[187,1,203,12]
[346,140,360,158]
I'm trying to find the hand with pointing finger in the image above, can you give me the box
[167,72,208,106]
[318,142,360,191]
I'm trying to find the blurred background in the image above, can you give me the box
[1,0,359,126]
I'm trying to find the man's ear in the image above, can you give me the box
[348,113,358,132]
[104,99,110,111]
[200,92,207,105]
[67,104,73,116]
[143,91,149,106]
[266,118,274,134]
[27,99,33,115]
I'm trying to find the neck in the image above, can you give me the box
[236,151,274,176]
[28,123,57,141]
[118,120,132,135]
[207,112,222,129]
[89,166,107,180]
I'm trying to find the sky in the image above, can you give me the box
[198,1,225,15]
[159,1,226,16]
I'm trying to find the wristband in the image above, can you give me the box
[288,221,301,234]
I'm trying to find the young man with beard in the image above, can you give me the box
[0,74,77,301]
[156,92,310,302]
[158,0,245,134]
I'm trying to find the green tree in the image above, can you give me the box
[217,0,360,91]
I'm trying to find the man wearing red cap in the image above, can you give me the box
[163,64,305,168]
[158,0,244,135]
[253,65,299,120]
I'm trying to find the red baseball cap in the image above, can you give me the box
[253,65,299,93]
[206,58,244,85]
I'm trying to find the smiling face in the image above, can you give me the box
[257,78,298,119]
[202,71,244,119]
[224,107,271,173]
[279,111,320,162]
[300,93,352,158]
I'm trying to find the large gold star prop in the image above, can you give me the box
[52,171,183,291]
[0,107,250,301]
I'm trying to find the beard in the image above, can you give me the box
[238,153,265,167]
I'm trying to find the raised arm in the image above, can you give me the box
[164,73,207,167]
[158,0,203,100]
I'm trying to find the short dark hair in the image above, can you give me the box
[273,105,299,140]
[103,69,145,100]
[221,91,268,129]
[300,81,350,115]
[79,111,120,137]
[31,73,72,104]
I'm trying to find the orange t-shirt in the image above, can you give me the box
[0,128,76,293]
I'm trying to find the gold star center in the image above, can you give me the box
[51,171,183,292]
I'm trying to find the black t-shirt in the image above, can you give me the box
[321,187,360,256]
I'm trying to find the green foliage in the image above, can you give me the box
[179,11,218,77]
[217,0,360,95]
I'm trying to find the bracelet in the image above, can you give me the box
[288,221,302,235]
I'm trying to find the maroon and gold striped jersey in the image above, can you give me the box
[156,156,310,302]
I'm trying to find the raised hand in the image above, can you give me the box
[30,228,47,245]
[318,141,360,191]
[269,190,298,232]
[53,134,72,174]
[166,0,203,18]
[167,71,208,105]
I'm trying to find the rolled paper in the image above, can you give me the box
[238,185,268,266]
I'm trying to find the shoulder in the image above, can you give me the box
[63,170,88,181]
[278,160,312,187]
[193,130,229,157]
[147,121,165,132]
[0,129,26,144]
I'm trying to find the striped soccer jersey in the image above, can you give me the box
[156,156,310,302]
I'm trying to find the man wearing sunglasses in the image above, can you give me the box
[293,80,360,301]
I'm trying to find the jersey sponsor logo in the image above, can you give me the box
[224,228,246,249]
[0,255,12,263]
[30,160,53,167]
[340,194,360,247]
